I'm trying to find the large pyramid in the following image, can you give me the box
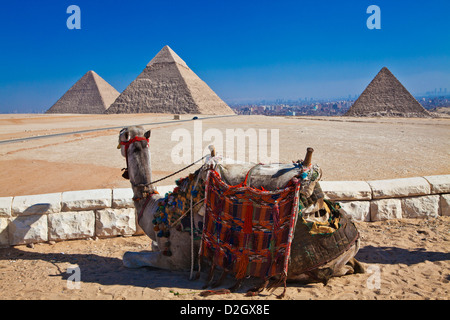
[346,67,429,117]
[46,71,120,114]
[105,46,234,115]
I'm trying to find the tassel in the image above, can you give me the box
[276,274,288,299]
[228,278,244,292]
[211,269,229,288]
[243,201,253,234]
[272,202,279,229]
[199,289,231,297]
[202,263,216,289]
[245,277,270,296]
[235,253,249,279]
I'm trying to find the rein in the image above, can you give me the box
[119,135,207,185]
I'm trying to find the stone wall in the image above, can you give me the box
[0,175,448,247]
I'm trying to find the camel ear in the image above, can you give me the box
[144,130,151,139]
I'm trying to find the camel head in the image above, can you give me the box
[118,126,154,196]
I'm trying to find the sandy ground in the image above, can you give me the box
[0,217,448,300]
[0,113,449,300]
[0,114,449,197]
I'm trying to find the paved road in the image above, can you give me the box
[0,114,238,145]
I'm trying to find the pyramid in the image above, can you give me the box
[46,71,120,114]
[105,46,235,115]
[346,67,430,117]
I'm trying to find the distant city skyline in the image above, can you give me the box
[0,0,449,113]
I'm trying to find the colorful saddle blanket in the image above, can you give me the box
[199,169,301,280]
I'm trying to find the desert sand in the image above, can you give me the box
[0,113,449,300]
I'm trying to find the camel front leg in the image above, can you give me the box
[122,251,173,270]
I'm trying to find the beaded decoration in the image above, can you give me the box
[152,172,205,256]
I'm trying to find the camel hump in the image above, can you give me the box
[247,163,304,190]
[216,163,309,191]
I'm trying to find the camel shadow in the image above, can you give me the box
[0,246,218,291]
[0,246,281,294]
[356,245,450,266]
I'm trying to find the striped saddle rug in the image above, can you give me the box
[198,168,302,296]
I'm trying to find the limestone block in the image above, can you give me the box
[0,218,10,246]
[370,199,402,221]
[62,189,111,211]
[338,201,371,222]
[11,193,61,216]
[439,194,450,216]
[8,215,48,245]
[0,197,12,218]
[368,177,430,199]
[112,188,134,208]
[401,195,440,219]
[48,211,95,241]
[320,181,372,201]
[156,185,176,196]
[423,175,450,194]
[95,208,136,237]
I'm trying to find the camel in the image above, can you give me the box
[118,125,364,295]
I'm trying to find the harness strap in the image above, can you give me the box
[136,190,159,222]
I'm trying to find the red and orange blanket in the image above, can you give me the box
[199,169,302,296]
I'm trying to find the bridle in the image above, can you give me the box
[117,128,210,223]
[118,131,159,222]
[118,134,149,180]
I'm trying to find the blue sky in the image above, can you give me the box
[0,0,449,112]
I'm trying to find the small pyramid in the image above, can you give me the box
[46,71,120,114]
[346,67,429,117]
[105,46,235,115]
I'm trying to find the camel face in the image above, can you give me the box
[118,126,152,188]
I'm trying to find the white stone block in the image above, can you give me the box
[423,175,450,194]
[8,215,48,245]
[439,194,450,216]
[48,211,95,241]
[95,208,136,237]
[0,197,12,218]
[156,185,176,196]
[370,199,402,221]
[0,218,10,246]
[338,201,371,222]
[368,177,430,199]
[112,188,134,208]
[11,193,61,216]
[62,189,111,211]
[401,195,440,219]
[320,181,372,201]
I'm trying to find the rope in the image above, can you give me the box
[149,155,207,185]
[189,170,204,280]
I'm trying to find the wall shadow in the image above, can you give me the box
[356,245,450,266]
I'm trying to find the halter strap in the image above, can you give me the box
[120,136,149,151]
[119,136,150,180]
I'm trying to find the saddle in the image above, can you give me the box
[199,159,359,297]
